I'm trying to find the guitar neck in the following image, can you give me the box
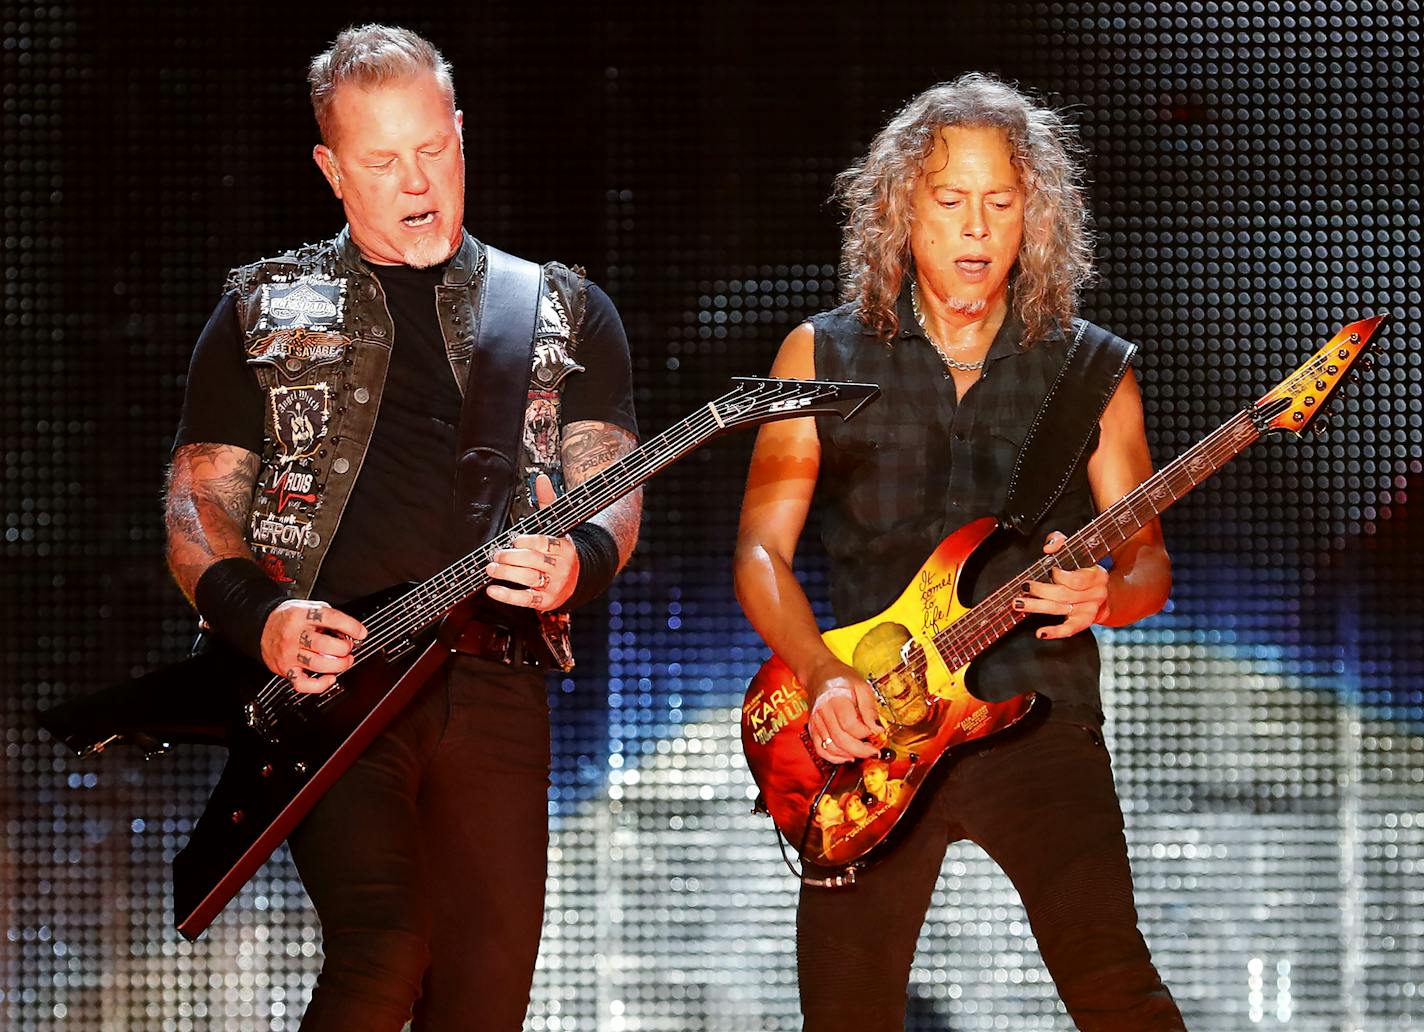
[365,405,721,649]
[933,405,1268,670]
[248,375,880,727]
[350,376,881,659]
[1058,406,1263,569]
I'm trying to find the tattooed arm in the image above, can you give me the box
[164,442,262,602]
[561,419,641,567]
[484,419,642,611]
[164,441,365,691]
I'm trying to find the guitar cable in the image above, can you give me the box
[778,770,860,889]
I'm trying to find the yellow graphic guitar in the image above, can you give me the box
[741,315,1386,874]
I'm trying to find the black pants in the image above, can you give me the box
[797,719,1186,1031]
[287,655,551,1031]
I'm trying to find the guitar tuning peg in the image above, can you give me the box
[1358,357,1373,371]
[1311,421,1329,437]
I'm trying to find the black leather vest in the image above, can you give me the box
[224,228,588,663]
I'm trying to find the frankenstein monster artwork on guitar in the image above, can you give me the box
[741,315,1385,874]
[41,377,877,940]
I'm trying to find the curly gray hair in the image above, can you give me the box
[834,73,1094,345]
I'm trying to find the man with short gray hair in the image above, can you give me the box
[166,23,641,1029]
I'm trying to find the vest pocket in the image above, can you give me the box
[825,421,936,530]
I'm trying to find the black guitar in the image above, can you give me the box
[40,376,879,940]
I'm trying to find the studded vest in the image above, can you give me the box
[224,227,588,663]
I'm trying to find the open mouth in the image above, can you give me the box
[402,211,437,227]
[956,258,991,273]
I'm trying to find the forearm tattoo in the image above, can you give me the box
[563,420,642,568]
[164,443,261,602]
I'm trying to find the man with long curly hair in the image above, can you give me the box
[734,74,1186,1030]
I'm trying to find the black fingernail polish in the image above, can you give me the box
[1014,598,1025,610]
[1020,581,1031,592]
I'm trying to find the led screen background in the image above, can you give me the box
[3,2,1420,1029]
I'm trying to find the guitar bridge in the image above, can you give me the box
[244,701,283,744]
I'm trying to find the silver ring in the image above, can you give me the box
[820,736,833,749]
[535,571,550,590]
[1066,603,1075,616]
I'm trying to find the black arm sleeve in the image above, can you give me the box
[561,282,638,436]
[174,292,266,453]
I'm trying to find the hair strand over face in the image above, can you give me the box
[833,73,1095,345]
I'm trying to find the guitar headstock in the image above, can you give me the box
[710,377,880,432]
[1252,314,1387,435]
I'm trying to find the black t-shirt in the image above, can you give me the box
[175,264,637,605]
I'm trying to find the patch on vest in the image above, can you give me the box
[531,332,585,391]
[268,383,331,462]
[257,276,346,332]
[254,552,295,584]
[247,328,349,379]
[536,291,571,339]
[250,511,315,558]
[263,460,320,514]
[523,393,561,467]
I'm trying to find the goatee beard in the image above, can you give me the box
[945,296,988,316]
[401,235,457,269]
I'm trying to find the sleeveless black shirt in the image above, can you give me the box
[811,287,1120,726]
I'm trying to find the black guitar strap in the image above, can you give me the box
[447,245,544,553]
[998,319,1137,535]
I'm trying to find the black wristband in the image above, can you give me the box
[565,523,621,610]
[194,557,290,660]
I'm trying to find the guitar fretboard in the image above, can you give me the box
[253,377,871,722]
[916,404,1272,677]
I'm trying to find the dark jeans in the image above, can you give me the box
[797,718,1186,1031]
[287,655,551,1031]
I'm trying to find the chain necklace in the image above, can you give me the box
[910,281,985,373]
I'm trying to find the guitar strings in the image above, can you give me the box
[255,403,726,715]
[255,344,1351,721]
[253,381,831,719]
[903,333,1349,681]
[937,408,1260,666]
[890,406,1265,688]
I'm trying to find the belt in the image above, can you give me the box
[450,618,546,669]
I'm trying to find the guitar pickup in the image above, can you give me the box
[383,637,416,660]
